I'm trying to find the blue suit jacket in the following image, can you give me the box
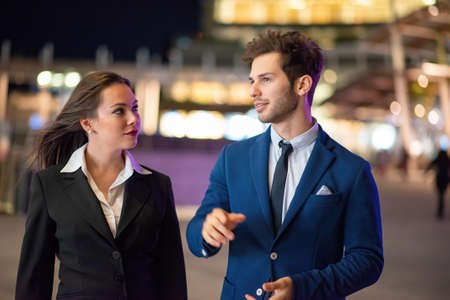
[187,126,383,300]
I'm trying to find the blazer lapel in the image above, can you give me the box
[249,128,274,237]
[116,172,152,238]
[276,128,336,238]
[59,169,116,246]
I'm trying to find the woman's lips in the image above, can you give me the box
[125,130,138,136]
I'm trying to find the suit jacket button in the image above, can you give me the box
[270,252,278,260]
[256,288,263,296]
[114,273,124,281]
[112,251,121,260]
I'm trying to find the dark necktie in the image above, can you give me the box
[270,140,293,233]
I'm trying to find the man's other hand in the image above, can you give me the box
[245,276,293,300]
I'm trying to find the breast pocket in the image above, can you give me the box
[307,192,342,206]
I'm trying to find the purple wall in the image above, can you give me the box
[131,149,221,206]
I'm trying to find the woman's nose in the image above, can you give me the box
[128,110,139,125]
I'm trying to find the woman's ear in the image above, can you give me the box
[294,75,312,97]
[80,118,92,134]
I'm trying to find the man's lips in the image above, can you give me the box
[254,101,268,112]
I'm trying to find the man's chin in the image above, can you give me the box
[257,113,272,124]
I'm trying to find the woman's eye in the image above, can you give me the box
[132,105,138,112]
[113,108,124,115]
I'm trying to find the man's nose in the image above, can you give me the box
[250,83,261,98]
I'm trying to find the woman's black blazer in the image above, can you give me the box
[16,164,187,300]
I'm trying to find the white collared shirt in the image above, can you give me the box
[61,144,151,237]
[269,122,319,222]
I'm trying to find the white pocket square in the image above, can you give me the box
[316,185,333,195]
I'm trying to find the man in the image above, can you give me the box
[186,31,383,300]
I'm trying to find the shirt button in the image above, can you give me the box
[201,249,207,257]
[112,251,121,260]
[256,288,263,296]
[270,252,278,260]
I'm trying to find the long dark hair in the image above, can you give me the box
[33,71,131,170]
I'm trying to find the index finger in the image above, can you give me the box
[226,213,246,230]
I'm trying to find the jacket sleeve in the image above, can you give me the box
[16,172,57,300]
[186,146,230,258]
[155,177,188,300]
[291,162,384,299]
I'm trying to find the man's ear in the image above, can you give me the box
[293,75,312,97]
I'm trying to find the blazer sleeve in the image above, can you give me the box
[155,177,188,300]
[291,162,384,299]
[186,146,230,258]
[16,172,57,300]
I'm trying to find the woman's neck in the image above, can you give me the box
[84,143,125,175]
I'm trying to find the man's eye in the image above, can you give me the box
[113,108,124,115]
[132,105,138,112]
[262,77,271,82]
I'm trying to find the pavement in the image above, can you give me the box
[1,173,450,300]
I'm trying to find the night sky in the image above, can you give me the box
[0,0,201,61]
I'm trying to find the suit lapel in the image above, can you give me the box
[249,128,274,237]
[276,128,335,238]
[59,169,116,246]
[116,172,152,238]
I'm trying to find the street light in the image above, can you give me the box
[64,72,81,88]
[37,70,52,87]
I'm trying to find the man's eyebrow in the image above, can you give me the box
[248,72,274,81]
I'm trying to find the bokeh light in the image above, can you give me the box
[64,72,81,88]
[414,104,425,118]
[371,124,396,150]
[389,101,401,115]
[37,71,52,87]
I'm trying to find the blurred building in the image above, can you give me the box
[0,0,449,212]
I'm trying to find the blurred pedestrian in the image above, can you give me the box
[15,71,187,300]
[427,149,450,219]
[397,146,409,181]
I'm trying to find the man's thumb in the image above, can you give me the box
[263,279,283,292]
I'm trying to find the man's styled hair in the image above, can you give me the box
[243,30,324,106]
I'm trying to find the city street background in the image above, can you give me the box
[1,1,449,299]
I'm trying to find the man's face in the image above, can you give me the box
[249,52,297,124]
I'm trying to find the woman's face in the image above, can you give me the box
[87,83,140,152]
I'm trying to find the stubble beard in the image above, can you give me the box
[257,90,298,124]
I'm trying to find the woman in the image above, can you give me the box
[16,71,187,300]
